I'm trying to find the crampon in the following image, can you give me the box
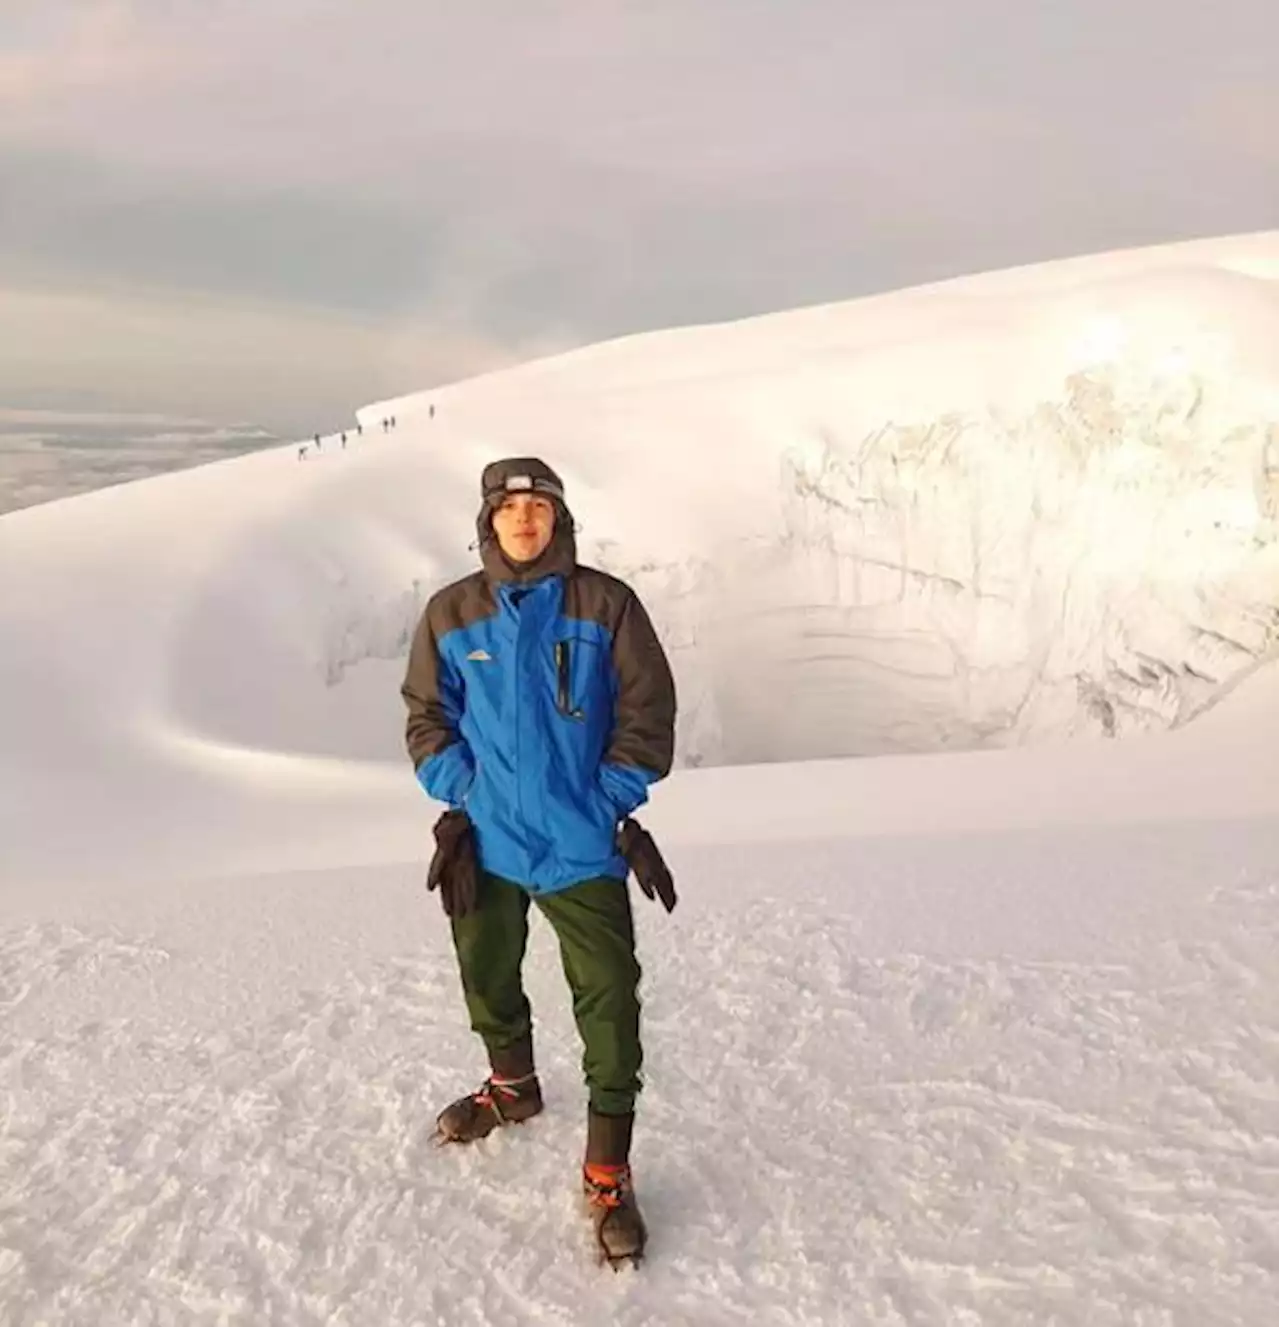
[434,1072,543,1145]
[582,1163,647,1269]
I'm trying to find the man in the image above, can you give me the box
[401,457,677,1264]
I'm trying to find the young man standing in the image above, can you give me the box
[401,457,677,1263]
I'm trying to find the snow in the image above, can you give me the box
[0,233,1276,1325]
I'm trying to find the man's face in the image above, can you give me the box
[491,493,557,563]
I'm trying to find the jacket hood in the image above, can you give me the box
[475,456,577,584]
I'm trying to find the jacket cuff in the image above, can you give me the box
[598,761,655,818]
[416,743,475,808]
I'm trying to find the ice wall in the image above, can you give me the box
[569,277,1277,764]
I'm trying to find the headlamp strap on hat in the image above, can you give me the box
[486,473,565,502]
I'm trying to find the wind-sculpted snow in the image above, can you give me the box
[804,369,1276,745]
[317,579,429,688]
[593,361,1277,764]
[308,352,1276,769]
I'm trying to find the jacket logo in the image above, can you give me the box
[466,648,494,662]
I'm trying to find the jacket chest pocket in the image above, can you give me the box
[553,638,607,721]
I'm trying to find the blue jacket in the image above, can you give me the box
[402,555,676,894]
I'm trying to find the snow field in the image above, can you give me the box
[2,816,1275,1325]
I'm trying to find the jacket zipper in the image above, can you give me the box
[555,641,584,720]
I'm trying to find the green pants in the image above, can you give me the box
[450,874,642,1116]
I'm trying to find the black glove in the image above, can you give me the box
[426,809,481,918]
[617,817,677,913]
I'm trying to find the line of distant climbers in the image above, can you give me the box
[297,402,436,459]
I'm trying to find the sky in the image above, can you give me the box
[0,0,1276,471]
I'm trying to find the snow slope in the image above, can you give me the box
[0,234,1276,1325]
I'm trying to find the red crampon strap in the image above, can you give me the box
[475,1072,535,1123]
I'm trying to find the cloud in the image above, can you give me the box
[0,279,522,430]
[0,400,282,517]
[4,2,1273,186]
[0,425,278,516]
[0,147,443,314]
[0,2,180,124]
[1188,82,1279,164]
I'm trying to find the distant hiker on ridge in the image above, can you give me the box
[401,457,677,1266]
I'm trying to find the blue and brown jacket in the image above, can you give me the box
[401,460,677,893]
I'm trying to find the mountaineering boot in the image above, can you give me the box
[435,1038,543,1143]
[582,1109,647,1265]
[583,1163,647,1265]
[435,1072,543,1142]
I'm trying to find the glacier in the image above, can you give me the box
[0,232,1274,885]
[358,232,1278,766]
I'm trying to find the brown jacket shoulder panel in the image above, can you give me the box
[562,564,635,632]
[425,571,498,641]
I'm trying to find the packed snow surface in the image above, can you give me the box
[0,234,1276,1324]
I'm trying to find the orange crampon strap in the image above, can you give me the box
[583,1163,630,1208]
